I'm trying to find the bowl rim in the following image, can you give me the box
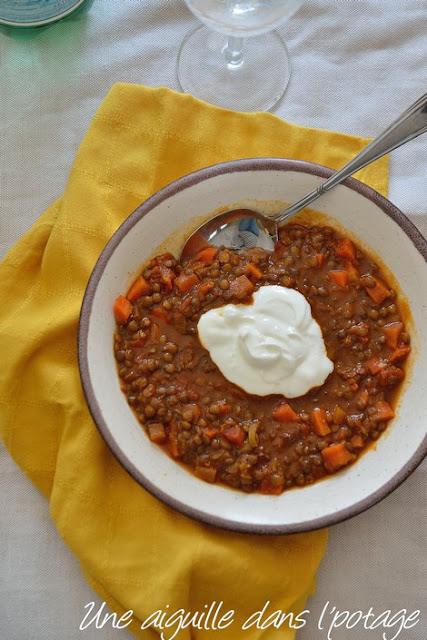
[78,157,427,534]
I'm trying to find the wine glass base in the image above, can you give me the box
[177,25,291,112]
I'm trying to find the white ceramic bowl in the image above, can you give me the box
[78,159,427,534]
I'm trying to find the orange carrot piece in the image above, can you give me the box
[152,306,169,322]
[316,253,326,267]
[245,263,263,280]
[217,401,231,415]
[312,407,332,436]
[350,434,365,449]
[389,345,411,363]
[229,275,254,299]
[148,423,167,445]
[168,419,181,458]
[189,261,205,272]
[260,478,283,495]
[382,322,404,350]
[221,424,245,446]
[198,280,215,298]
[361,275,390,305]
[195,465,217,483]
[158,265,175,292]
[335,238,356,262]
[321,442,354,472]
[358,389,370,409]
[365,356,387,375]
[195,247,218,264]
[174,272,200,293]
[371,401,395,422]
[332,405,347,425]
[272,402,299,423]
[328,270,349,288]
[345,262,359,282]
[113,295,133,324]
[150,322,160,341]
[126,275,150,302]
[204,428,218,440]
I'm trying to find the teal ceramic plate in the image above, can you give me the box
[0,0,87,27]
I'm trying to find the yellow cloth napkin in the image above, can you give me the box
[0,83,388,640]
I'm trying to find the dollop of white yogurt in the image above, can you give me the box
[197,285,334,398]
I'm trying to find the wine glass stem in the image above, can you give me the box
[225,36,244,68]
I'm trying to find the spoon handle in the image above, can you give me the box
[274,92,427,223]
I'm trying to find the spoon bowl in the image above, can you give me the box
[181,208,276,256]
[181,92,427,258]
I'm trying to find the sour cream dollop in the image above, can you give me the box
[197,285,334,398]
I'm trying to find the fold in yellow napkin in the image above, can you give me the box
[0,83,388,640]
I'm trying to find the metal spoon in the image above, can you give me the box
[181,92,427,257]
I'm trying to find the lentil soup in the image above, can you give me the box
[113,223,411,494]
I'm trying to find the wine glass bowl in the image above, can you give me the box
[184,0,301,37]
[177,0,303,112]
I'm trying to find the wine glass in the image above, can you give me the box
[177,0,304,112]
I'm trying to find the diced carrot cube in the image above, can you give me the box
[150,322,160,341]
[198,280,215,298]
[328,270,349,288]
[382,322,404,350]
[195,247,218,264]
[260,478,283,495]
[148,423,167,444]
[168,419,181,458]
[113,295,133,324]
[221,424,245,446]
[159,266,175,292]
[321,442,354,472]
[332,405,347,425]
[272,402,299,423]
[358,389,369,408]
[152,306,169,322]
[217,401,231,415]
[350,434,365,449]
[365,357,387,375]
[345,262,359,282]
[174,272,200,293]
[204,428,218,440]
[195,465,217,483]
[316,253,326,267]
[126,275,150,302]
[361,275,390,305]
[245,263,263,280]
[229,275,254,299]
[312,407,331,436]
[389,345,411,363]
[371,401,395,422]
[335,238,356,262]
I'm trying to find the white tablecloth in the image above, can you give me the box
[1,1,426,639]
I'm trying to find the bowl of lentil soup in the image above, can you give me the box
[78,158,427,534]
